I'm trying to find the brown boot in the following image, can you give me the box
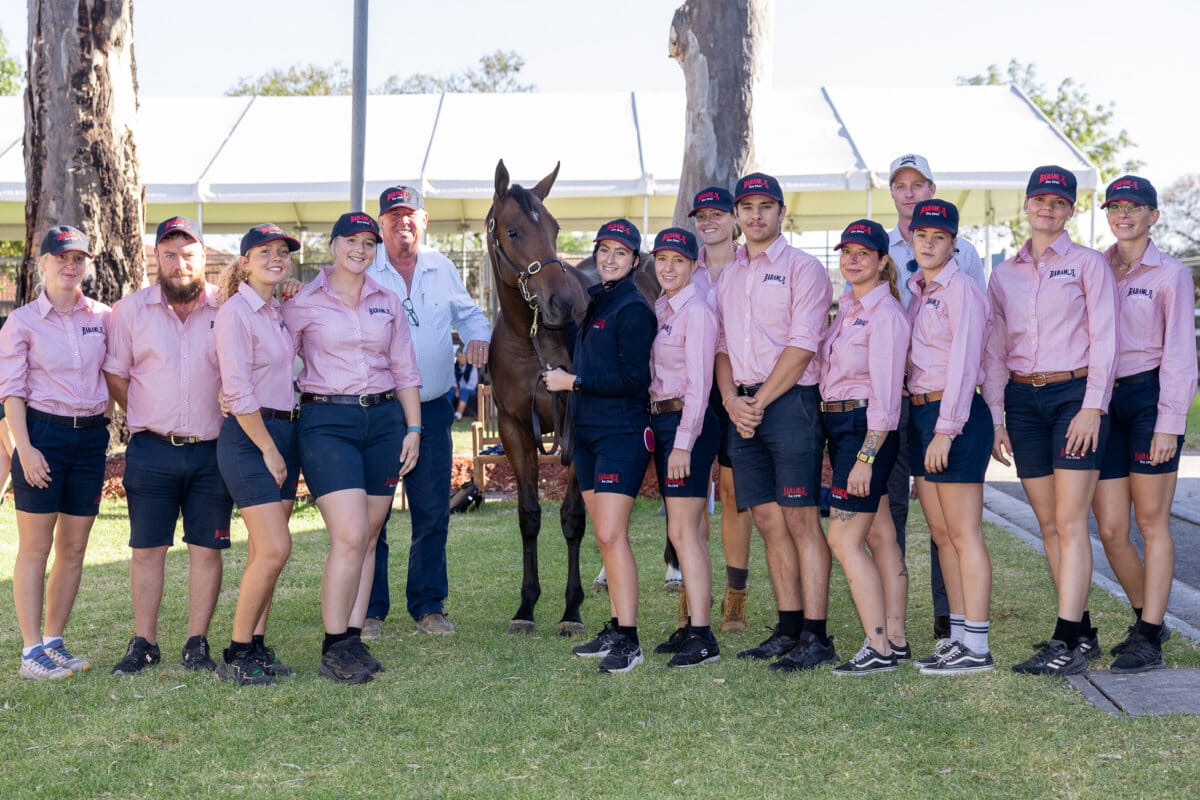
[720,586,748,633]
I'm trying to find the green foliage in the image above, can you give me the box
[381,49,534,94]
[0,27,22,94]
[1158,174,1200,259]
[556,231,594,254]
[225,62,352,96]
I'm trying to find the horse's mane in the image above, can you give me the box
[507,183,545,221]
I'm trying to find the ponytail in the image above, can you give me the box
[879,253,901,302]
[216,257,250,306]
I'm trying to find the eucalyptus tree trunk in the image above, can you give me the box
[669,0,772,226]
[22,0,143,305]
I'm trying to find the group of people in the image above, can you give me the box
[2,154,1192,683]
[1,185,490,684]
[553,156,1194,678]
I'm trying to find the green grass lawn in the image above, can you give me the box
[1186,393,1200,451]
[2,499,1199,799]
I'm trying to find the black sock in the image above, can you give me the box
[690,624,713,638]
[802,618,829,644]
[616,625,639,646]
[252,634,265,647]
[185,634,205,648]
[225,640,252,663]
[726,566,749,591]
[1132,606,1143,622]
[347,626,362,638]
[1081,610,1092,631]
[1052,617,1082,646]
[322,631,350,654]
[1135,619,1163,643]
[777,610,803,638]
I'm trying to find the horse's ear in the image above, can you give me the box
[494,159,510,199]
[531,162,560,201]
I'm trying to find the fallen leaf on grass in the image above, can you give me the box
[938,768,953,775]
[712,678,726,685]
[1096,753,1123,761]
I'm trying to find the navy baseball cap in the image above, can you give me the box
[331,212,382,241]
[689,186,734,216]
[379,185,425,215]
[40,225,92,257]
[1026,165,1077,204]
[835,219,889,253]
[155,216,202,246]
[1102,175,1157,209]
[240,223,300,256]
[908,199,959,236]
[733,172,784,205]
[594,218,641,252]
[651,227,698,261]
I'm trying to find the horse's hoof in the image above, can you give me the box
[664,564,683,593]
[507,619,536,634]
[592,580,608,594]
[557,620,585,637]
[664,579,683,593]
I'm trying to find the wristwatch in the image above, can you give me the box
[856,451,875,464]
[572,376,582,392]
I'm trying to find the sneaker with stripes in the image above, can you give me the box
[916,638,956,668]
[19,647,72,680]
[43,639,91,672]
[831,640,898,676]
[919,642,994,675]
[1011,638,1087,676]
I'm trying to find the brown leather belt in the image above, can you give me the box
[1010,367,1088,387]
[819,398,867,413]
[909,390,944,406]
[649,397,684,415]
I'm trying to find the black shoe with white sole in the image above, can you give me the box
[1012,639,1087,676]
[831,642,898,676]
[654,626,690,655]
[919,642,994,675]
[572,621,619,658]
[598,634,644,674]
[769,631,838,673]
[667,631,720,668]
[736,627,798,661]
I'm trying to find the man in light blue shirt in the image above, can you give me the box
[365,185,491,636]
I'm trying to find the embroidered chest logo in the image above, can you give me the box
[923,298,942,310]
[1126,286,1154,300]
[762,273,787,286]
[1047,268,1076,279]
[659,322,672,335]
[851,318,869,327]
[592,318,607,330]
[81,325,105,336]
[368,307,394,317]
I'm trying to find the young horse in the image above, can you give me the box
[487,160,591,635]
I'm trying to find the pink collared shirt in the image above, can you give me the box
[715,235,832,387]
[983,232,1118,424]
[283,269,421,396]
[692,248,721,312]
[214,283,296,415]
[1104,240,1197,435]
[650,283,717,451]
[104,283,223,439]
[820,283,909,431]
[907,259,990,436]
[0,292,110,416]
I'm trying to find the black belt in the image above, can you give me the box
[736,383,762,397]
[649,398,684,415]
[1114,368,1159,388]
[262,407,300,421]
[299,390,395,407]
[819,398,867,413]
[145,431,213,446]
[27,408,109,429]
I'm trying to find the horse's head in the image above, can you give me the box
[488,160,584,329]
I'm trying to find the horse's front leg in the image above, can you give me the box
[557,464,587,636]
[500,413,542,634]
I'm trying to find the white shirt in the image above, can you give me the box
[889,226,987,309]
[368,244,491,402]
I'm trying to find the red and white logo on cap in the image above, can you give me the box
[1039,173,1067,187]
[1111,178,1139,192]
[848,223,871,235]
[604,222,632,237]
[387,188,415,204]
[743,178,769,191]
[916,204,947,218]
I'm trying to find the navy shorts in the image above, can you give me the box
[1099,371,1183,479]
[298,400,403,499]
[124,432,234,549]
[217,414,300,508]
[728,384,823,508]
[11,413,109,516]
[823,405,899,512]
[708,382,734,469]
[909,393,993,484]
[651,407,719,499]
[1004,377,1110,479]
[574,425,652,497]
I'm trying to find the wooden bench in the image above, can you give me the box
[472,384,562,492]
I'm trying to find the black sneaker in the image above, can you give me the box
[736,626,799,660]
[249,641,294,677]
[112,636,161,675]
[1110,623,1171,656]
[667,631,720,668]
[832,641,898,676]
[181,636,217,672]
[916,638,956,668]
[1012,639,1088,676]
[216,651,274,686]
[919,642,994,675]
[572,621,619,658]
[1109,632,1165,674]
[770,631,839,673]
[890,641,912,663]
[319,640,374,684]
[1076,628,1102,662]
[345,635,384,674]
[598,634,644,674]
[654,626,690,655]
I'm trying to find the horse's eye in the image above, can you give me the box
[506,228,519,238]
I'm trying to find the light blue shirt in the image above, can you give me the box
[368,244,491,402]
[888,226,987,310]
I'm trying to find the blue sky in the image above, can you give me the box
[1,0,1195,187]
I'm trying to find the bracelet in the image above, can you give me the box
[723,393,736,407]
[856,451,875,464]
[406,425,423,436]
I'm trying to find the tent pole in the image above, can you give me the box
[349,0,369,212]
[1090,189,1097,248]
[643,195,649,239]
[866,190,872,219]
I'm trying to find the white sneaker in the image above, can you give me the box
[20,650,72,680]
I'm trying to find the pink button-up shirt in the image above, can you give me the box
[0,292,110,416]
[983,232,1118,424]
[715,235,832,387]
[214,283,296,415]
[283,269,421,396]
[907,259,990,436]
[819,283,909,431]
[1104,240,1197,435]
[692,248,718,311]
[650,283,717,451]
[104,283,223,439]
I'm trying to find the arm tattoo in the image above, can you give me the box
[832,509,859,522]
[861,431,882,458]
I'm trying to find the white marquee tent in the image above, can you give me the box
[0,84,1098,243]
